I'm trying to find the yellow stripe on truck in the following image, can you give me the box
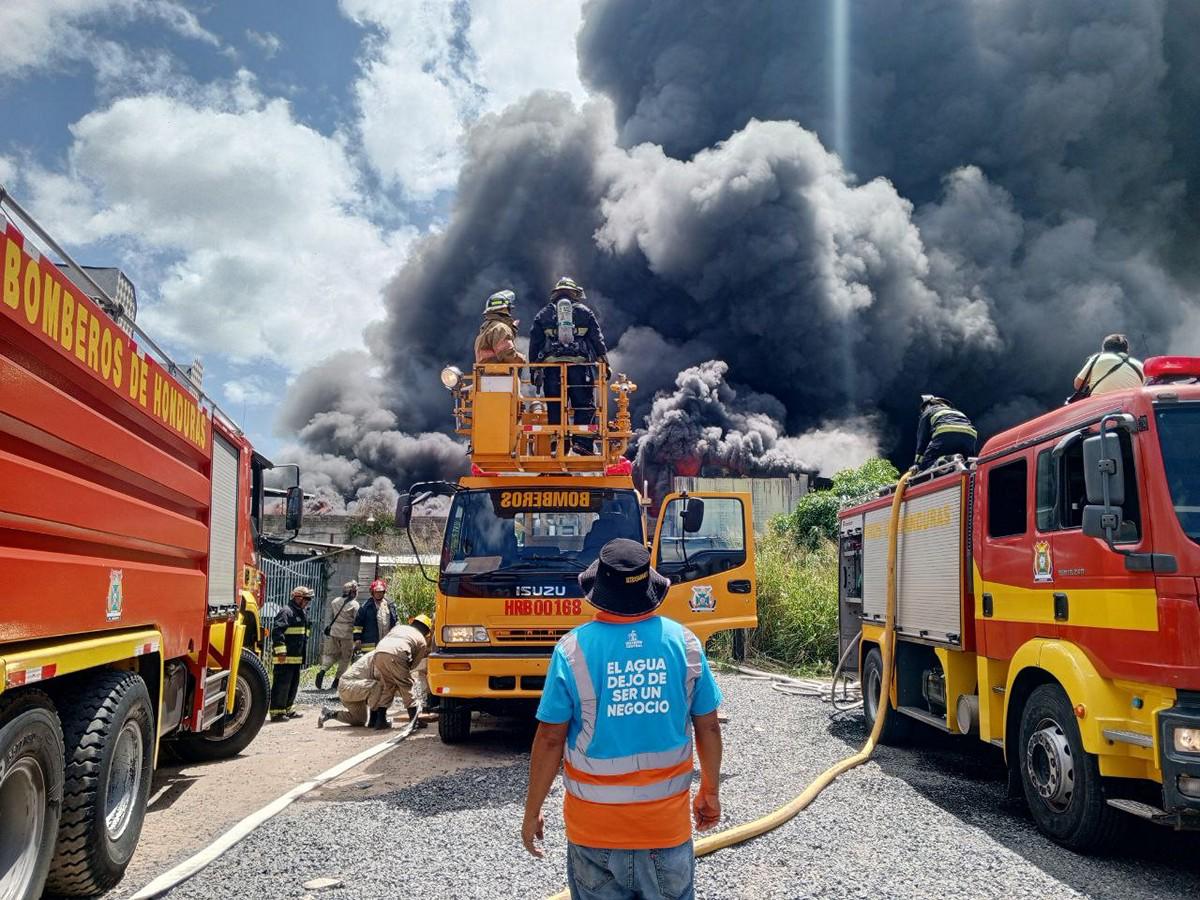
[976,579,1159,631]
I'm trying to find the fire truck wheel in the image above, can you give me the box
[45,671,154,897]
[862,647,912,745]
[1018,683,1122,852]
[438,699,472,744]
[0,689,64,900]
[172,650,270,763]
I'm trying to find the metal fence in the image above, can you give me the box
[261,556,330,666]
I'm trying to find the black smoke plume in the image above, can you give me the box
[279,1,1200,505]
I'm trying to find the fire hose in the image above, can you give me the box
[546,471,911,900]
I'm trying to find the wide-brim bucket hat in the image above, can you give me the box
[579,538,670,617]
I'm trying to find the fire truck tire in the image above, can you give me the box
[862,647,912,745]
[172,650,270,763]
[1018,683,1122,852]
[45,671,154,897]
[438,699,472,744]
[0,689,64,900]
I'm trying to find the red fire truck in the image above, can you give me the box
[838,364,1200,849]
[0,188,304,898]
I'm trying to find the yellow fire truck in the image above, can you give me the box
[397,362,757,743]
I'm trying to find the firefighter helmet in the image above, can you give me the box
[369,579,387,594]
[292,585,314,599]
[550,276,585,301]
[920,394,948,410]
[411,613,433,632]
[484,289,515,313]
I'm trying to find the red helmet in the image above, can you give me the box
[370,579,387,593]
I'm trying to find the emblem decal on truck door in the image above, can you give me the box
[1033,542,1054,583]
[689,585,716,612]
[106,569,124,621]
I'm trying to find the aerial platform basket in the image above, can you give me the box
[444,361,637,474]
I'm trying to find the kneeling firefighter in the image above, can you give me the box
[912,395,977,472]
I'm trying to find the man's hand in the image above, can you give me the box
[693,789,721,831]
[522,810,545,857]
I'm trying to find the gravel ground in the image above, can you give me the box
[166,674,1200,900]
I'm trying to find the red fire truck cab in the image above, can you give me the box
[839,360,1200,850]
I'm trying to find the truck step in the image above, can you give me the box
[895,705,951,732]
[1102,728,1153,748]
[1107,798,1167,820]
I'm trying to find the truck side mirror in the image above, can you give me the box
[284,486,304,532]
[395,494,413,530]
[1082,433,1125,506]
[1081,504,1121,540]
[682,497,705,534]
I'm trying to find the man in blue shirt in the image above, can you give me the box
[522,538,724,900]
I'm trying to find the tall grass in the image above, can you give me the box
[716,531,839,675]
[388,566,436,622]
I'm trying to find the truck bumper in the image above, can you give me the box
[1158,690,1200,824]
[429,651,551,700]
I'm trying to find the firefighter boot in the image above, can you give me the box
[370,708,392,730]
[317,706,338,728]
[330,676,340,691]
[407,707,428,729]
[315,669,326,691]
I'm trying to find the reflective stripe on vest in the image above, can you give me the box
[929,408,977,439]
[557,624,703,803]
[561,769,694,805]
[284,626,308,635]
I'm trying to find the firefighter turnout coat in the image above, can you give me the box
[272,599,310,664]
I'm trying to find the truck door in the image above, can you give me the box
[651,492,757,644]
[1034,430,1157,664]
[977,454,1047,658]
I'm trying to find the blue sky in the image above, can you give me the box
[0,0,587,457]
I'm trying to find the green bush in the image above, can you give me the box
[774,457,899,549]
[387,566,436,622]
[732,532,839,674]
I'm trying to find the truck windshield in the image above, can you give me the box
[442,488,643,575]
[1156,405,1200,542]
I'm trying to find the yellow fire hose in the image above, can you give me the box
[547,472,910,900]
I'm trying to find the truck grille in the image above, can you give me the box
[493,628,570,644]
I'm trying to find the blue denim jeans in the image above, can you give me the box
[567,840,694,900]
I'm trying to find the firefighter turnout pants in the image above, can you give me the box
[270,663,302,718]
[918,432,976,471]
[542,363,597,453]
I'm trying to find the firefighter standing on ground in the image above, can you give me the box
[1072,333,1145,399]
[316,580,359,691]
[475,289,527,365]
[529,277,609,455]
[522,539,724,900]
[354,578,399,653]
[912,395,978,472]
[270,585,312,722]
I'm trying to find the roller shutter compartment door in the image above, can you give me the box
[207,434,239,610]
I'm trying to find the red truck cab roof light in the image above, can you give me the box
[1144,356,1200,380]
[470,463,498,477]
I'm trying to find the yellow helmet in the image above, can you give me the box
[411,614,433,631]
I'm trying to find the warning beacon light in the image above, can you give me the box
[1144,356,1200,384]
[440,365,464,390]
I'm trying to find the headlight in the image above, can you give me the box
[440,366,463,390]
[441,625,488,643]
[1174,727,1200,753]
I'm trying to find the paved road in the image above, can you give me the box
[121,676,1200,900]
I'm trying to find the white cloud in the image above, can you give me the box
[246,29,282,58]
[27,79,415,371]
[0,156,16,188]
[223,375,276,407]
[0,1,219,80]
[338,0,586,200]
